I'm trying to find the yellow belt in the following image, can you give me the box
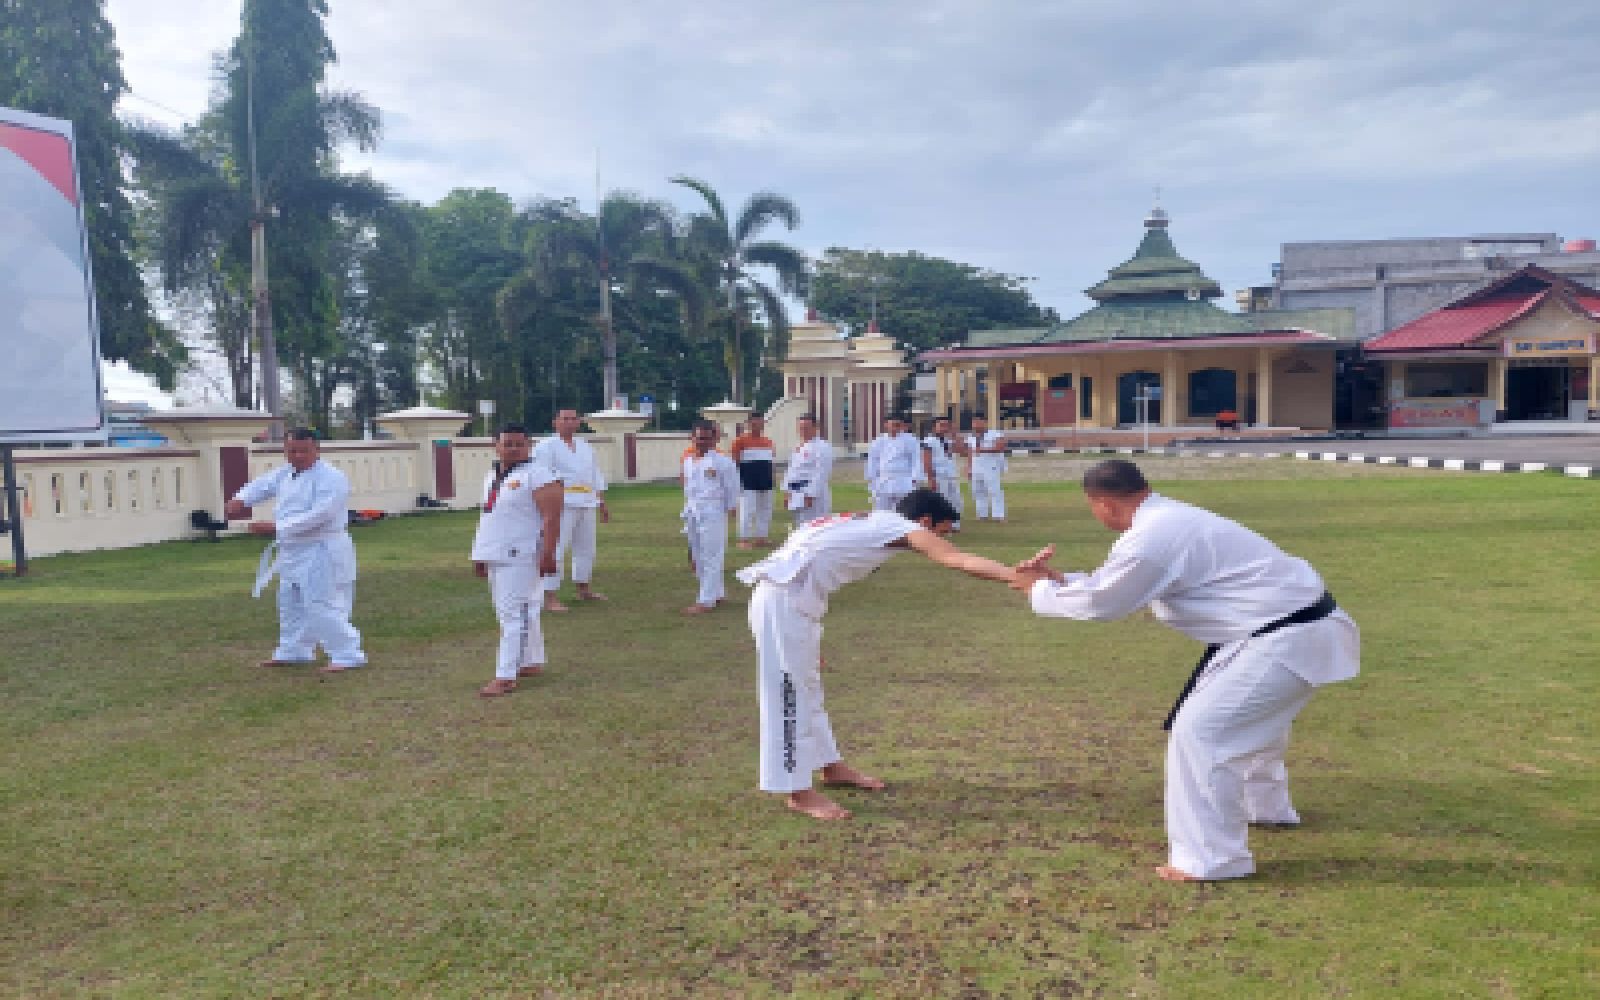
[565,485,594,493]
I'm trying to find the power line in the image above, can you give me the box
[121,90,198,124]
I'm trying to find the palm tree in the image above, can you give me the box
[498,193,705,411]
[669,177,807,406]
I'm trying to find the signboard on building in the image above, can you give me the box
[1504,334,1594,358]
[0,106,104,442]
[1388,397,1482,429]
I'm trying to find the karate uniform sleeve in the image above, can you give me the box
[864,443,879,482]
[722,457,741,510]
[1028,550,1176,622]
[814,444,833,493]
[592,451,607,494]
[275,471,350,542]
[232,467,283,507]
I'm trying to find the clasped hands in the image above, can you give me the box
[1010,543,1065,592]
[223,498,276,536]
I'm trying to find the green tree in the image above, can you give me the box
[129,0,388,429]
[498,191,702,413]
[669,177,806,406]
[809,248,1058,353]
[0,0,184,385]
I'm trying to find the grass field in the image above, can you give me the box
[3,458,1596,998]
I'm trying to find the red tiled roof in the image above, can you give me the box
[1576,294,1600,317]
[1365,293,1544,353]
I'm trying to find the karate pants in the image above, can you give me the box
[971,470,1005,519]
[275,579,365,667]
[750,582,839,793]
[788,490,830,530]
[1165,620,1351,880]
[544,506,598,591]
[872,489,909,512]
[488,561,545,680]
[739,489,774,540]
[685,509,728,607]
[936,473,963,526]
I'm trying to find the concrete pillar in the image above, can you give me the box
[1162,350,1179,428]
[1256,348,1275,427]
[141,406,276,519]
[1589,356,1599,413]
[985,364,1001,426]
[1492,358,1508,410]
[700,401,752,444]
[374,405,473,503]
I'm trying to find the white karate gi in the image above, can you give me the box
[736,511,921,792]
[965,430,1008,520]
[682,450,740,607]
[922,433,963,527]
[784,437,834,529]
[1028,493,1359,880]
[865,431,923,511]
[532,435,606,595]
[471,461,557,681]
[234,460,366,667]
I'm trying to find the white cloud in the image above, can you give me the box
[102,0,1600,341]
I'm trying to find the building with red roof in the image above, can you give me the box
[1365,266,1600,427]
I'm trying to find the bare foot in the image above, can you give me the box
[576,590,608,602]
[1156,865,1202,883]
[516,665,544,678]
[820,763,886,791]
[682,603,715,616]
[478,679,517,697]
[544,598,570,613]
[786,790,851,820]
[318,663,365,674]
[257,658,303,668]
[736,540,755,550]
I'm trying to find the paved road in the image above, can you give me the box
[1182,433,1600,466]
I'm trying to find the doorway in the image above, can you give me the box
[1505,365,1569,420]
[1117,371,1161,425]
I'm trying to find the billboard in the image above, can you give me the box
[0,106,104,441]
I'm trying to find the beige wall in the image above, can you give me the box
[1270,349,1336,430]
[1012,346,1338,428]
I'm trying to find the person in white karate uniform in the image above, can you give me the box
[864,415,923,511]
[225,429,367,673]
[532,408,610,612]
[472,424,564,698]
[737,488,1019,820]
[964,414,1008,521]
[783,413,833,529]
[681,420,740,615]
[920,416,966,531]
[1012,459,1360,882]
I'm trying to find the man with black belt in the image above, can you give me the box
[1012,459,1359,882]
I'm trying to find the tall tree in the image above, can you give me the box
[498,191,701,411]
[0,0,184,385]
[669,177,806,406]
[809,248,1059,353]
[129,0,388,428]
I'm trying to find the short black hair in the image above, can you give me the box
[1082,459,1149,496]
[691,419,718,434]
[798,413,817,423]
[896,487,960,525]
[285,427,319,442]
[496,422,530,439]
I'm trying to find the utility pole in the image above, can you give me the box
[245,7,281,436]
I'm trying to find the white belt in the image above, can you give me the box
[252,542,278,598]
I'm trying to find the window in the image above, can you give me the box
[1405,363,1488,397]
[1048,374,1073,389]
[1187,368,1238,417]
[1080,377,1093,419]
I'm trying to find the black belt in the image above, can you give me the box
[1162,591,1338,731]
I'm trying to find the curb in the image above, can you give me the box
[998,446,1597,478]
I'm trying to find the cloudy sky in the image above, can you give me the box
[102,0,1600,403]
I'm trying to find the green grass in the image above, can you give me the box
[3,461,1596,997]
